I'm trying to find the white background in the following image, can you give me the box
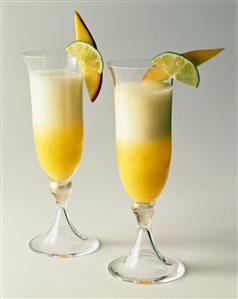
[2,1,237,298]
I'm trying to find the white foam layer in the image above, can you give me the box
[115,81,172,141]
[29,69,83,127]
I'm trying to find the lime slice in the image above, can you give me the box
[151,52,200,87]
[66,40,103,73]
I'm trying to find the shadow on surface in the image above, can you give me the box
[99,238,132,248]
[157,228,236,249]
[185,260,237,275]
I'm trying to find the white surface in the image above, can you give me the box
[2,2,237,298]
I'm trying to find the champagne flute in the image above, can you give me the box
[23,50,100,257]
[107,59,185,283]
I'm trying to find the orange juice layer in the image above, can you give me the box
[116,137,171,203]
[34,124,83,182]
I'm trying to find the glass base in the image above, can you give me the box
[29,204,100,258]
[29,228,100,258]
[29,232,100,258]
[108,254,185,284]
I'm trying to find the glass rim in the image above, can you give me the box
[107,58,152,70]
[22,49,73,59]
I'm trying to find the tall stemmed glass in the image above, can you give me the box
[23,50,100,257]
[108,59,185,283]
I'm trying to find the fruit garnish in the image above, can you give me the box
[143,48,224,84]
[73,11,103,102]
[66,41,103,73]
[143,66,168,82]
[182,48,224,66]
[151,52,200,87]
[74,11,97,47]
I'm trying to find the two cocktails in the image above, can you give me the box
[23,11,223,284]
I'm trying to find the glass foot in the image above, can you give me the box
[29,232,100,258]
[108,203,185,284]
[108,254,185,284]
[29,204,100,258]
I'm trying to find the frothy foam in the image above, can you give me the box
[115,81,172,141]
[30,69,83,128]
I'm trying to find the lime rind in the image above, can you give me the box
[66,40,104,73]
[151,51,200,88]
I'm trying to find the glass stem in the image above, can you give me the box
[49,180,72,206]
[48,180,85,240]
[131,202,171,265]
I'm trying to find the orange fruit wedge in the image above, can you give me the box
[74,11,97,47]
[143,48,224,82]
[74,11,103,102]
[182,48,224,66]
[143,66,168,83]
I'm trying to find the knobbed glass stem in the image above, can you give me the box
[49,180,72,206]
[29,180,100,257]
[132,203,170,265]
[132,202,155,228]
[108,202,185,284]
[48,180,86,241]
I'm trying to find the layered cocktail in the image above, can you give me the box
[30,69,83,182]
[115,81,172,203]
